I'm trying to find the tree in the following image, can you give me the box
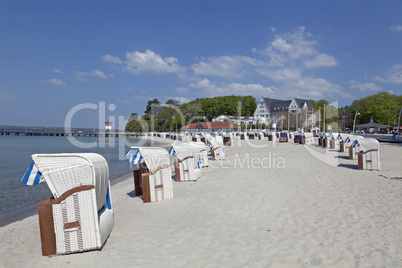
[184,103,202,121]
[125,117,148,132]
[144,99,161,115]
[343,91,401,128]
[165,99,180,107]
[127,113,138,122]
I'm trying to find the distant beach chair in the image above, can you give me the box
[169,143,201,182]
[209,137,224,160]
[268,132,276,141]
[20,153,114,256]
[356,138,380,170]
[279,132,289,143]
[126,147,173,203]
[344,135,364,159]
[190,141,210,167]
[223,134,232,146]
[304,133,314,144]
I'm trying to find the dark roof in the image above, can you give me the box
[293,98,314,109]
[355,118,391,128]
[262,97,314,114]
[182,122,239,129]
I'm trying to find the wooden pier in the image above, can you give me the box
[0,130,139,138]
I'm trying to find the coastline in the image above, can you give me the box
[0,135,180,228]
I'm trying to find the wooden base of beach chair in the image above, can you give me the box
[133,163,148,197]
[349,147,355,160]
[340,141,345,152]
[223,137,231,146]
[174,161,183,182]
[37,200,57,256]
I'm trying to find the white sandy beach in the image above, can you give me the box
[1,137,401,267]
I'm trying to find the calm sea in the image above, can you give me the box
[0,134,168,227]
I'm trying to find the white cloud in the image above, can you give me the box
[173,97,190,104]
[102,55,122,64]
[45,79,66,86]
[255,26,338,69]
[74,71,88,82]
[74,70,114,81]
[125,49,184,74]
[189,78,273,97]
[93,70,114,79]
[191,55,262,78]
[304,53,338,68]
[251,27,346,99]
[53,68,62,73]
[349,80,382,92]
[374,64,402,83]
[255,67,302,82]
[390,25,402,32]
[0,93,14,100]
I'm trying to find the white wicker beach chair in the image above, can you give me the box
[171,144,201,182]
[356,138,380,170]
[188,142,210,168]
[127,147,173,203]
[24,153,113,256]
[209,137,224,160]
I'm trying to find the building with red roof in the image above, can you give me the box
[182,121,239,132]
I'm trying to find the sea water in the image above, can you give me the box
[0,134,166,227]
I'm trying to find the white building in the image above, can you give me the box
[254,97,316,131]
[212,115,254,125]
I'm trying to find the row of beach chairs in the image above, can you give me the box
[20,134,227,256]
[318,133,380,170]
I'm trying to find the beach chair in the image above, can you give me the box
[223,134,232,146]
[279,132,289,143]
[209,137,224,160]
[190,141,210,167]
[126,147,173,203]
[170,144,201,182]
[21,153,114,256]
[305,133,314,144]
[356,138,380,170]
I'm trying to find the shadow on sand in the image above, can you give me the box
[338,163,358,170]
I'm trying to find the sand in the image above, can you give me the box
[0,137,401,267]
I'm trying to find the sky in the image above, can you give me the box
[1,1,402,129]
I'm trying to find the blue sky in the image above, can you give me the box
[1,1,402,128]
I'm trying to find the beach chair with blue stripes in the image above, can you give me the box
[21,153,114,256]
[169,143,201,182]
[356,138,380,170]
[126,147,173,203]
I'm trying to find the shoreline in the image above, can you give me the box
[0,135,178,228]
